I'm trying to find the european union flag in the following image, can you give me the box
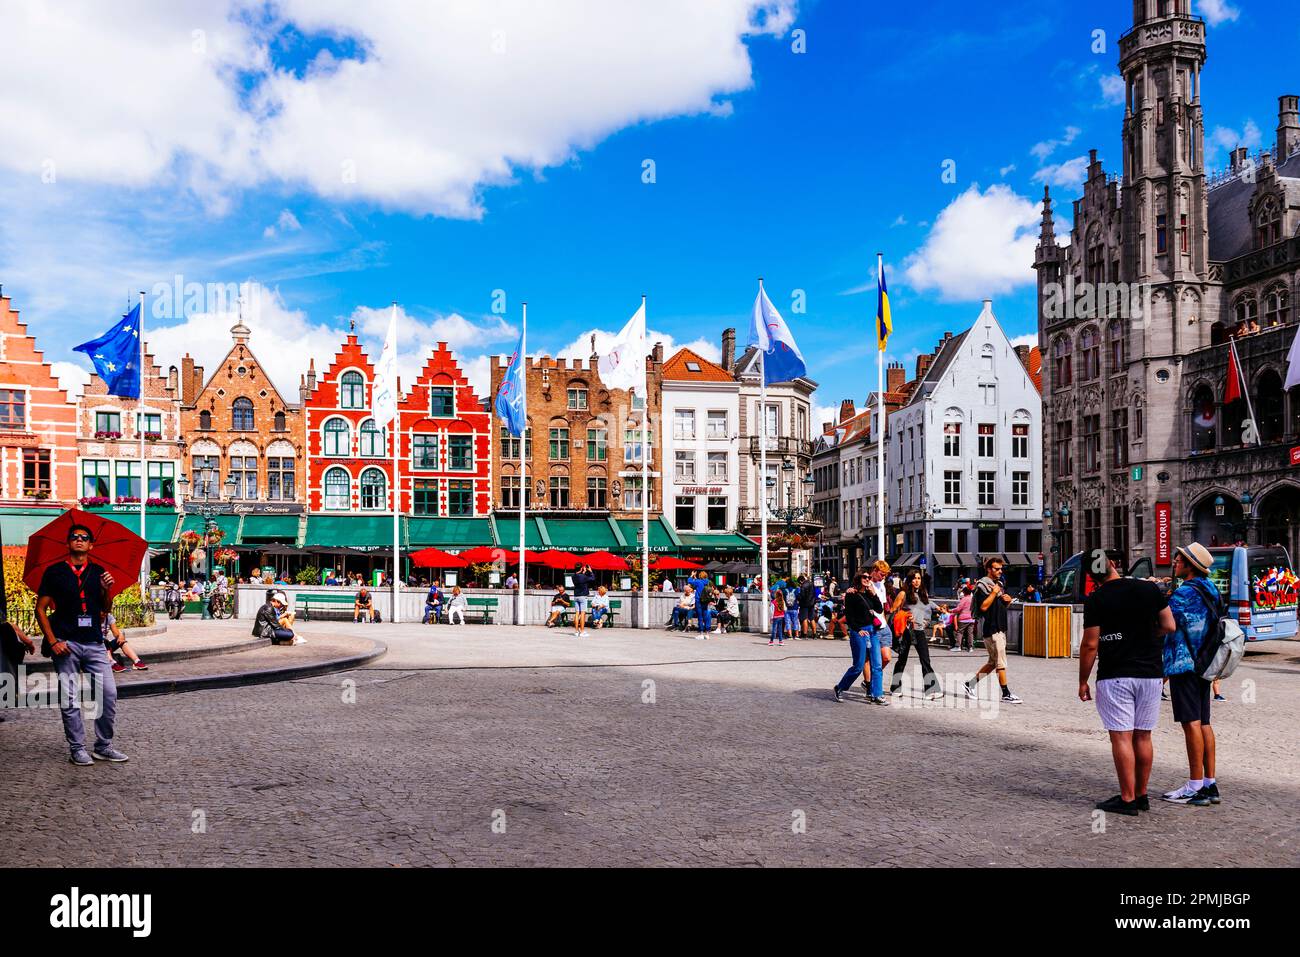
[748,282,807,385]
[494,330,526,436]
[74,303,141,399]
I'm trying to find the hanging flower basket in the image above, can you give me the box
[178,530,202,555]
[213,547,240,564]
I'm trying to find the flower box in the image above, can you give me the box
[144,431,162,441]
[78,496,111,507]
[145,497,175,507]
[93,431,123,440]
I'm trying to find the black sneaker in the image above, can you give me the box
[1135,794,1150,812]
[1095,794,1139,816]
[832,687,844,703]
[1189,783,1220,806]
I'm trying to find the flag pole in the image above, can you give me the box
[390,301,401,623]
[876,253,885,565]
[640,294,649,629]
[758,278,769,635]
[1231,337,1260,446]
[138,290,148,593]
[518,302,528,625]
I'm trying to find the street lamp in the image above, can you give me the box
[767,458,814,578]
[1214,495,1226,517]
[177,470,237,590]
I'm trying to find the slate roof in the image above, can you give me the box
[1208,150,1300,262]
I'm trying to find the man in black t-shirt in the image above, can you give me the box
[34,523,128,765]
[1078,549,1175,816]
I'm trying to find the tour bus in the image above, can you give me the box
[1208,545,1298,642]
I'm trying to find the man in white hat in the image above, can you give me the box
[1161,542,1223,807]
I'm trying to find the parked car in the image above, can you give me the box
[1208,545,1297,642]
[1039,551,1154,604]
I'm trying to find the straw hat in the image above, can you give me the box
[1175,542,1213,575]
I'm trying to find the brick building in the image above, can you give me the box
[303,334,390,513]
[490,342,664,520]
[0,289,77,509]
[177,320,306,512]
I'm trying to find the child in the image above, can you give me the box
[770,587,787,646]
[103,611,148,673]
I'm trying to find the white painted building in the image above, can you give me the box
[660,347,741,535]
[886,300,1044,591]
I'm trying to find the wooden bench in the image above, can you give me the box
[551,598,623,628]
[299,593,367,622]
[462,596,498,624]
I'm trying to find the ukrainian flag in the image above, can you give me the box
[876,256,892,351]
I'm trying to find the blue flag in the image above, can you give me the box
[494,330,526,436]
[74,303,142,399]
[748,283,807,385]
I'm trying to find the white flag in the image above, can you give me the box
[1286,324,1300,392]
[597,302,647,397]
[373,304,399,427]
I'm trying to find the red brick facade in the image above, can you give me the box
[0,291,77,505]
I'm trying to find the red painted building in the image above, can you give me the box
[303,338,490,517]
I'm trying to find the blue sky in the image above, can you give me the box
[0,0,1294,423]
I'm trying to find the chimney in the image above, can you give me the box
[1230,146,1249,171]
[180,355,196,405]
[886,361,905,395]
[192,365,204,399]
[305,357,317,392]
[1014,344,1031,368]
[916,353,933,380]
[167,365,178,396]
[1278,95,1300,158]
[838,399,856,423]
[721,327,736,372]
[652,341,664,365]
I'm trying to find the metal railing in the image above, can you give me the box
[7,603,157,637]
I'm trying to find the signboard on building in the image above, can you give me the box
[1154,501,1172,566]
[228,503,305,515]
[1131,466,1143,482]
[678,485,724,495]
[1290,446,1300,467]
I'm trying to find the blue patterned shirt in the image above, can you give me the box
[1164,576,1216,676]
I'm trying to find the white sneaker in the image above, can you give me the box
[1162,784,1201,804]
[293,636,306,645]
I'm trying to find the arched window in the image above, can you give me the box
[340,371,365,409]
[1234,295,1258,331]
[1191,385,1216,452]
[1079,327,1100,381]
[1052,336,1073,388]
[198,409,212,430]
[1256,370,1284,443]
[323,418,351,456]
[1256,197,1281,249]
[1108,321,1126,370]
[359,468,386,510]
[323,468,350,510]
[232,397,254,431]
[359,419,385,457]
[1263,284,1289,328]
[273,410,286,432]
[980,344,994,372]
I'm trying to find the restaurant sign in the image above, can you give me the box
[228,503,305,515]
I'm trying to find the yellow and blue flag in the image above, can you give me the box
[876,257,892,351]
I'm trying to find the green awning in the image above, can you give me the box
[406,517,495,548]
[0,507,67,548]
[613,516,677,552]
[178,513,242,542]
[239,515,300,543]
[98,511,180,546]
[677,532,759,554]
[541,517,621,551]
[304,514,394,549]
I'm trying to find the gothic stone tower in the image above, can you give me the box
[1035,0,1220,570]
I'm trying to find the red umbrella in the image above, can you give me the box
[502,549,547,565]
[649,556,705,571]
[582,550,629,571]
[22,508,148,602]
[409,547,468,569]
[538,549,580,569]
[457,546,510,563]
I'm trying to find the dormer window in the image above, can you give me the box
[1256,197,1281,249]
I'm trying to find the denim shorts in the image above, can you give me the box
[573,597,590,612]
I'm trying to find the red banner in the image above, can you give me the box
[1290,445,1300,466]
[1155,502,1172,565]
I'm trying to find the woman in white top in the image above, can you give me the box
[446,586,469,625]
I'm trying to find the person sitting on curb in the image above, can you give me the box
[589,586,611,629]
[103,610,148,673]
[545,585,572,627]
[354,586,374,624]
[254,592,301,646]
[446,586,468,626]
[423,583,443,624]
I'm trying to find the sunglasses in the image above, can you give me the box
[69,534,92,542]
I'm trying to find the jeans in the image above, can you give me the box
[696,594,709,632]
[672,607,693,629]
[272,627,295,643]
[785,610,799,634]
[836,627,884,696]
[591,607,607,626]
[771,614,786,641]
[423,603,441,624]
[53,640,117,754]
[891,629,939,694]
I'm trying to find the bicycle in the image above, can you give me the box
[208,593,233,620]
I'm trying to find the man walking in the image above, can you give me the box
[1078,549,1174,815]
[571,562,596,637]
[963,557,1022,703]
[1162,542,1224,807]
[34,523,128,765]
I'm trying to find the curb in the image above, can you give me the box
[23,636,271,672]
[115,638,388,698]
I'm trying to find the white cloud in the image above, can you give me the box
[902,184,1040,302]
[814,404,843,432]
[1032,155,1089,189]
[263,209,302,238]
[0,1,794,217]
[1030,125,1081,161]
[1198,0,1241,26]
[51,361,90,403]
[891,214,907,227]
[1210,119,1262,155]
[999,163,1017,177]
[554,328,722,367]
[1099,73,1125,106]
[1009,333,1037,349]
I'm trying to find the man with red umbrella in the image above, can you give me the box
[33,522,129,766]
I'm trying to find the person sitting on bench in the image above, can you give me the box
[669,590,696,630]
[545,586,572,627]
[590,586,611,629]
[446,586,468,625]
[423,583,442,624]
[715,586,740,633]
[354,586,374,623]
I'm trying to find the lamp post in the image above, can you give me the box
[766,457,815,578]
[177,468,237,599]
[1044,502,1072,573]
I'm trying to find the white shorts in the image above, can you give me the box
[1095,677,1163,732]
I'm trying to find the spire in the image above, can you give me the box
[1039,186,1056,245]
[231,294,251,344]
